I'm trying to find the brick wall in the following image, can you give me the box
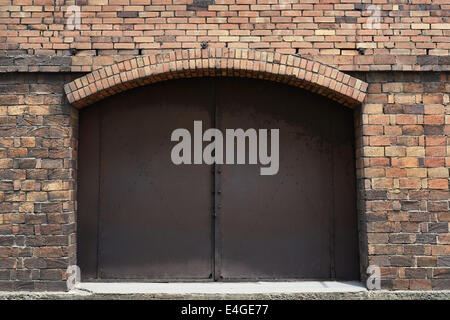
[0,73,78,290]
[0,0,449,291]
[0,0,449,72]
[1,70,448,291]
[354,72,450,290]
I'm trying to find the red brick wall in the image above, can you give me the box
[0,0,449,72]
[354,72,450,290]
[0,1,449,291]
[0,73,78,291]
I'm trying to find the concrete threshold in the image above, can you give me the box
[76,281,366,294]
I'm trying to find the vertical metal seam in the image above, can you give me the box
[329,114,337,280]
[95,107,102,279]
[211,77,216,280]
[213,77,222,281]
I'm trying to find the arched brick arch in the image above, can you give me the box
[64,49,368,108]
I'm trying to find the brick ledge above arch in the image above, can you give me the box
[64,49,368,108]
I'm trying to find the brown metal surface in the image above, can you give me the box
[216,78,359,280]
[77,77,359,281]
[78,78,214,280]
[77,106,101,280]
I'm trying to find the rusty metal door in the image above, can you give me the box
[78,79,215,280]
[215,78,359,280]
[77,77,359,281]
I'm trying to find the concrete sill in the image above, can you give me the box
[76,281,367,295]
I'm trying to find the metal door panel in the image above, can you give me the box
[78,78,214,280]
[330,109,360,280]
[216,78,358,280]
[77,106,101,280]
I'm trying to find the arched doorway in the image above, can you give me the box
[77,76,360,281]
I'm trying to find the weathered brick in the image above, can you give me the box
[0,3,450,292]
[390,256,414,267]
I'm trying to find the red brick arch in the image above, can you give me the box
[64,49,368,108]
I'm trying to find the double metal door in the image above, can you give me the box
[77,77,359,281]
